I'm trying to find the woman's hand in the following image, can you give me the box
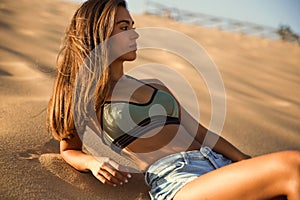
[88,157,132,187]
[59,133,131,186]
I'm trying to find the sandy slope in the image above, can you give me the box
[0,0,299,199]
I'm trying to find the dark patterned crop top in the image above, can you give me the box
[101,78,180,153]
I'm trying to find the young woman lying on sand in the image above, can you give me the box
[47,0,300,199]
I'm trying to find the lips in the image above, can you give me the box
[129,43,137,50]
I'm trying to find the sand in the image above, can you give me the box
[0,0,299,199]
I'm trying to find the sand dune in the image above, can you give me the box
[0,0,299,199]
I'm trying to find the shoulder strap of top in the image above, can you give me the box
[125,75,157,90]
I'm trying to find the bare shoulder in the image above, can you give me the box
[127,75,172,93]
[139,77,181,108]
[140,78,170,92]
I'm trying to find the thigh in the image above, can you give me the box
[173,151,297,200]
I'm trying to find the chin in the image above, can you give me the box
[123,51,137,61]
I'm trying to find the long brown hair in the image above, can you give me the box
[47,0,126,141]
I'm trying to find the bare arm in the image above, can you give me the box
[60,131,131,186]
[180,108,250,162]
[148,79,250,162]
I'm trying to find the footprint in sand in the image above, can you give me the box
[17,149,41,160]
[17,139,60,160]
[0,68,12,76]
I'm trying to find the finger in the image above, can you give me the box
[100,164,128,185]
[107,159,132,179]
[95,172,116,187]
[99,167,124,185]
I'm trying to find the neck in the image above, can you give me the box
[110,60,124,81]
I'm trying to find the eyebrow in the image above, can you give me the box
[115,19,135,25]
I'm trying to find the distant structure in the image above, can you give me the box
[277,25,300,43]
[144,1,300,44]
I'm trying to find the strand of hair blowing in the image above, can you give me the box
[47,0,126,141]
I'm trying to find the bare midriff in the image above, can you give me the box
[121,124,201,172]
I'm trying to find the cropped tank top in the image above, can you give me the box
[101,77,180,153]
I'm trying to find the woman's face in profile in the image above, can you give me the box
[109,6,139,62]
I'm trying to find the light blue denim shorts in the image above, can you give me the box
[145,146,232,200]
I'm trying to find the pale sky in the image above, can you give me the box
[127,0,300,34]
[71,0,300,34]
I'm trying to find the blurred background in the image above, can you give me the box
[72,0,300,43]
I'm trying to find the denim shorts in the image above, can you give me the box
[144,146,232,200]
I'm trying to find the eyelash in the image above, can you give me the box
[121,26,135,31]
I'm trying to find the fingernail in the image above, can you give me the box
[124,179,128,183]
[120,182,123,185]
[127,174,132,178]
[113,184,117,187]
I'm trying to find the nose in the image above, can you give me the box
[130,28,139,40]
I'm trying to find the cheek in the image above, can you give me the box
[109,37,132,59]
